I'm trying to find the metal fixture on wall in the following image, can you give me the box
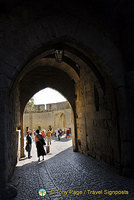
[55,49,64,62]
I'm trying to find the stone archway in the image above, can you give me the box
[12,39,122,172]
[0,2,132,187]
[0,2,134,199]
[54,112,66,130]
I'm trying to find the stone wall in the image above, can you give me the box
[0,2,134,196]
[75,63,120,168]
[23,101,74,134]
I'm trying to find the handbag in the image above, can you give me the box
[25,144,31,152]
[41,138,46,145]
[25,144,29,152]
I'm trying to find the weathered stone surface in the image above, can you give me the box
[10,136,134,200]
[23,101,73,133]
[0,0,134,195]
[5,184,17,199]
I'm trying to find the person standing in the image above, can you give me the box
[41,130,46,140]
[58,128,61,141]
[26,131,32,158]
[35,129,46,162]
[58,128,62,140]
[46,129,51,145]
[54,129,58,137]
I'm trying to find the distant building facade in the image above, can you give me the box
[23,101,74,134]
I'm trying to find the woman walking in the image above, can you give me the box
[35,129,46,162]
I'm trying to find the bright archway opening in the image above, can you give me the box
[23,87,74,160]
[10,40,124,179]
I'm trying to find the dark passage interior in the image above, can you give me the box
[0,0,134,199]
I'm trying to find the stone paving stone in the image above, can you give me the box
[10,135,134,200]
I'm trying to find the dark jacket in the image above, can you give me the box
[27,135,32,145]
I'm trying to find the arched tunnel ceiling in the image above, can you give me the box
[20,65,75,114]
[0,0,130,19]
[23,57,80,84]
[18,44,106,95]
[0,0,128,92]
[18,43,107,116]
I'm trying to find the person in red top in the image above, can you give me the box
[41,130,46,139]
[66,129,70,138]
[66,128,71,138]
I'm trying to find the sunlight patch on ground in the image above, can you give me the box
[17,135,72,167]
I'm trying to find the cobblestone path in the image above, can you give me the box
[10,135,134,200]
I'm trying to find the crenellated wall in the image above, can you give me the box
[23,101,74,134]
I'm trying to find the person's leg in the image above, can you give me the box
[47,138,49,145]
[28,150,30,158]
[38,156,40,162]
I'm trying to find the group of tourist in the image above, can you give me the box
[54,128,62,140]
[54,128,71,140]
[25,128,52,162]
[25,127,71,162]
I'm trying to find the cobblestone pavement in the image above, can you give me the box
[10,135,134,200]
